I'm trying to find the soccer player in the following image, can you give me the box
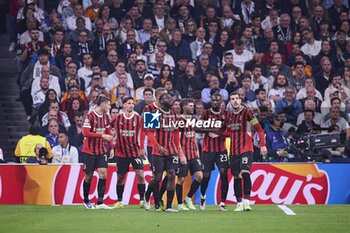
[176,99,203,211]
[199,93,229,211]
[81,95,114,209]
[144,93,186,212]
[110,96,146,208]
[227,92,267,211]
[142,87,168,210]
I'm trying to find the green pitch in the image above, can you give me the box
[0,205,349,233]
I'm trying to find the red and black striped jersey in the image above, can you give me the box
[82,110,111,156]
[142,102,159,113]
[152,109,178,156]
[112,112,143,158]
[179,115,199,160]
[201,109,228,153]
[142,102,159,148]
[227,106,257,156]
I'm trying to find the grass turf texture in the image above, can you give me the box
[0,205,349,233]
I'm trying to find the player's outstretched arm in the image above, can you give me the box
[250,117,267,156]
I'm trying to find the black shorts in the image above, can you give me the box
[147,146,153,168]
[116,157,144,175]
[177,158,202,177]
[201,151,229,172]
[152,154,179,174]
[230,152,253,177]
[82,153,108,173]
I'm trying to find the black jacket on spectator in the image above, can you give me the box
[296,121,321,135]
[167,40,192,62]
[55,53,79,75]
[68,123,84,149]
[175,74,202,98]
[313,70,334,98]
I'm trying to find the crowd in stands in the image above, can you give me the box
[7,0,350,163]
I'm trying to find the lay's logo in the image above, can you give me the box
[216,164,329,205]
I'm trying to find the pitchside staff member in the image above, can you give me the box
[81,95,113,210]
[109,96,146,209]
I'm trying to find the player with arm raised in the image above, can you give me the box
[144,93,186,212]
[81,95,114,209]
[176,98,203,211]
[199,93,229,211]
[227,92,267,211]
[110,96,146,209]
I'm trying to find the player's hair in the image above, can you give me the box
[96,95,111,106]
[143,87,154,95]
[159,93,171,102]
[229,91,240,98]
[155,87,167,99]
[180,98,193,113]
[122,96,134,104]
[210,92,221,99]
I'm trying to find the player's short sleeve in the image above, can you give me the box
[247,109,258,125]
[83,113,92,128]
[200,110,208,120]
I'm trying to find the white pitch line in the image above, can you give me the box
[277,205,296,215]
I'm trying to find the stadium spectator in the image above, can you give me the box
[31,65,61,99]
[297,99,324,126]
[201,75,228,104]
[100,49,118,76]
[42,101,71,129]
[130,59,147,90]
[85,73,109,102]
[322,106,350,141]
[223,40,253,72]
[275,86,303,126]
[46,118,61,148]
[68,111,84,153]
[110,73,135,105]
[66,4,92,31]
[296,109,321,135]
[52,130,79,163]
[77,53,93,89]
[134,88,154,115]
[105,60,133,92]
[167,29,191,62]
[136,73,155,102]
[20,48,61,117]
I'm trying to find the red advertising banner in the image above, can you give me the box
[0,163,334,205]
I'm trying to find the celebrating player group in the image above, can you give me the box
[81,87,267,212]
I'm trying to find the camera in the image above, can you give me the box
[38,147,48,165]
[291,131,347,162]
